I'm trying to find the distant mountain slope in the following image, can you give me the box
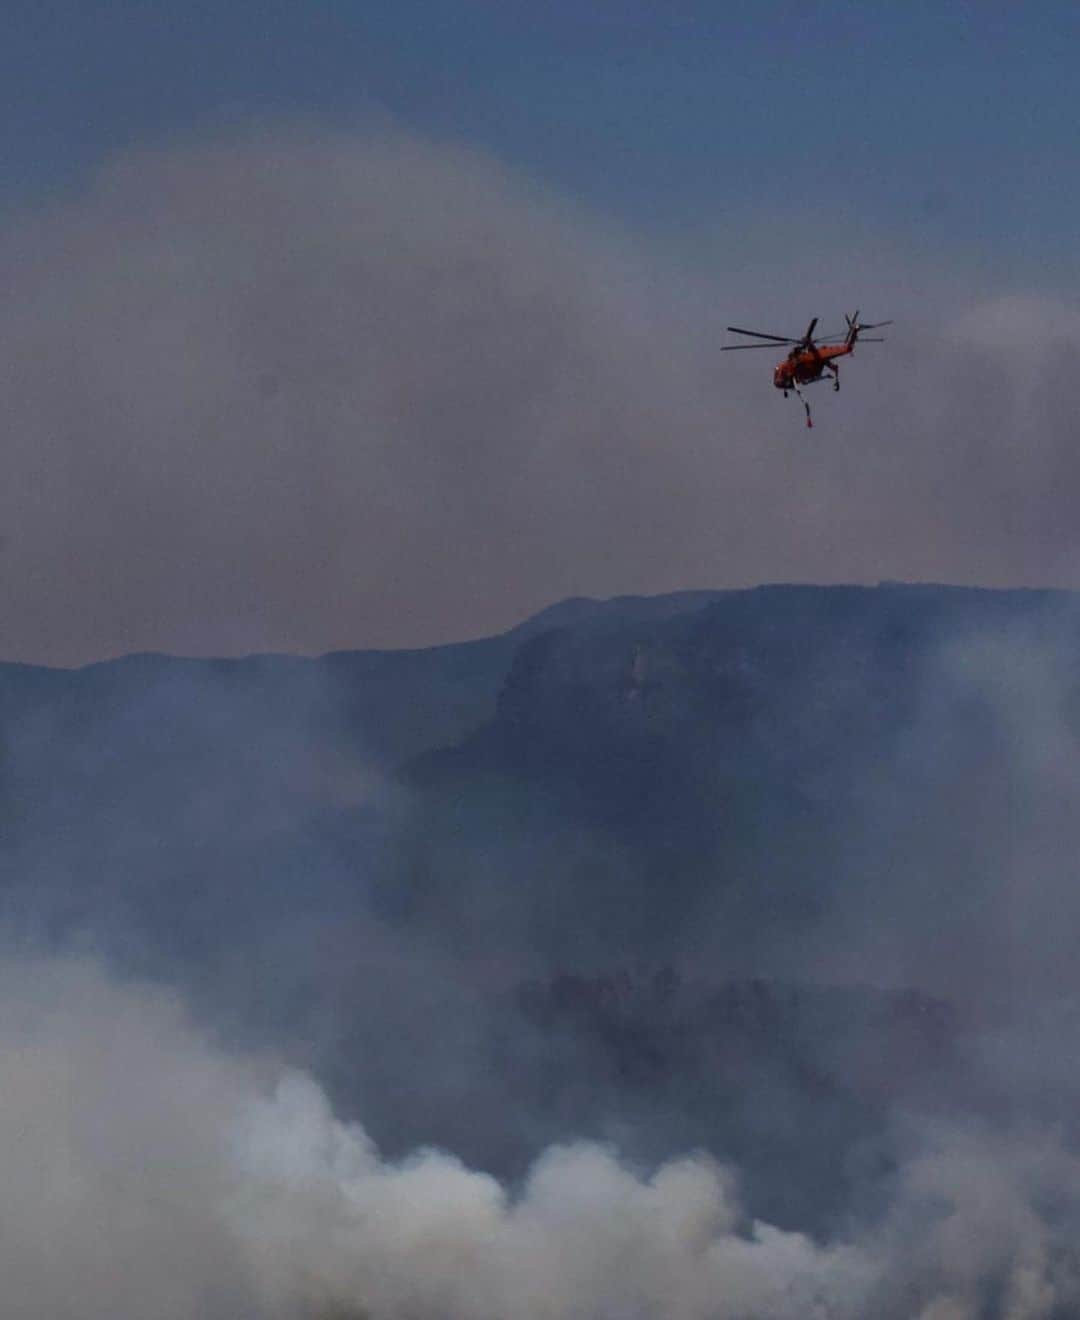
[6,581,1075,972]
[398,583,1080,963]
[0,589,730,957]
[3,583,1076,1228]
[0,589,731,777]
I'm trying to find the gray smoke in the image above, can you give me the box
[1,122,1079,664]
[7,953,1080,1320]
[10,594,1080,1317]
[6,117,1080,1318]
[810,615,1080,1013]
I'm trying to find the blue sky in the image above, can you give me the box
[6,1,1080,283]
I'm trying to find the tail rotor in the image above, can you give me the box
[844,311,891,347]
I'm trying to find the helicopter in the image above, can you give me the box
[722,312,891,428]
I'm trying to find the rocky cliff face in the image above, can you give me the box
[400,584,1080,963]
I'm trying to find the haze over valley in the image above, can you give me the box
[7,584,1080,1316]
[7,5,1080,1316]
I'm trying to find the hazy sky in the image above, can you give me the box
[4,2,1080,662]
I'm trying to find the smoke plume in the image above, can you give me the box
[1,123,1080,663]
[5,953,1080,1320]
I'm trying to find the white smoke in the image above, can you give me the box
[232,1073,875,1319]
[0,956,255,1320]
[4,953,1080,1319]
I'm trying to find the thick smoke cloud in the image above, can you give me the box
[0,956,255,1319]
[11,590,1080,1312]
[8,953,1080,1320]
[1,123,1079,663]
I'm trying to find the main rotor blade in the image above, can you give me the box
[726,326,797,343]
[860,320,893,329]
[720,343,786,350]
[802,317,818,343]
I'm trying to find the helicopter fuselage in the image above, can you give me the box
[773,343,853,389]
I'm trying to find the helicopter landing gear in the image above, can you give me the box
[831,366,840,392]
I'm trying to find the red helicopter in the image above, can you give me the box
[722,312,891,427]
